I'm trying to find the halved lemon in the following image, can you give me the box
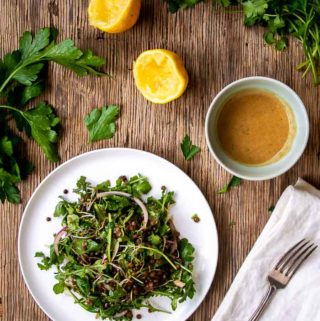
[88,0,141,33]
[133,49,189,104]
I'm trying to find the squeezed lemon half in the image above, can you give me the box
[88,0,141,33]
[133,49,189,104]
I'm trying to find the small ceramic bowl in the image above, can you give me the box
[205,77,309,181]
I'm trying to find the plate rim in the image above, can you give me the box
[18,147,219,321]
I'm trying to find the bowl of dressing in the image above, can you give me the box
[205,77,309,180]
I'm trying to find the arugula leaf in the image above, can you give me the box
[53,282,65,294]
[34,251,53,270]
[180,135,200,160]
[85,105,120,142]
[54,200,69,217]
[218,176,241,194]
[179,238,195,262]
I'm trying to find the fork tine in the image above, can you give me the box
[282,243,314,274]
[278,240,311,272]
[275,239,308,270]
[286,244,318,278]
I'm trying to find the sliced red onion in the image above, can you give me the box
[109,262,126,276]
[79,213,96,219]
[174,280,186,288]
[111,240,120,262]
[168,219,179,254]
[54,226,67,256]
[96,191,148,230]
[86,197,96,212]
[113,311,128,318]
[96,191,131,198]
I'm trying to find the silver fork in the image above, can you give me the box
[248,239,318,321]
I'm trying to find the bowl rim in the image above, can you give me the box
[204,76,310,181]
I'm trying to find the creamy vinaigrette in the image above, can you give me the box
[217,89,296,165]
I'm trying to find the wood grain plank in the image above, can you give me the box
[0,1,319,321]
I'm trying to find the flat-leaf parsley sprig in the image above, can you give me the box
[165,0,320,85]
[0,27,108,204]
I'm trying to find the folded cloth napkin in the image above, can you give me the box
[212,178,320,321]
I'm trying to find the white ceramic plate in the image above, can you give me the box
[18,148,218,321]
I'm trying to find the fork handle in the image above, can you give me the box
[248,285,277,321]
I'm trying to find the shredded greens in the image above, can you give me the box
[36,175,196,320]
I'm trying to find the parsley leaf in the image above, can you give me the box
[0,102,60,162]
[22,102,60,162]
[218,176,241,194]
[243,0,268,26]
[0,135,26,204]
[180,135,200,160]
[85,105,120,142]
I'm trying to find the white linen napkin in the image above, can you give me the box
[212,178,320,321]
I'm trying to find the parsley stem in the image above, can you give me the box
[0,105,23,114]
[0,61,35,93]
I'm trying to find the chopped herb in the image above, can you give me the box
[229,220,236,228]
[218,176,241,194]
[268,205,275,214]
[180,135,200,160]
[191,214,200,223]
[164,0,204,13]
[0,27,107,204]
[36,175,196,320]
[85,105,120,142]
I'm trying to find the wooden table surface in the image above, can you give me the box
[1,1,320,320]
